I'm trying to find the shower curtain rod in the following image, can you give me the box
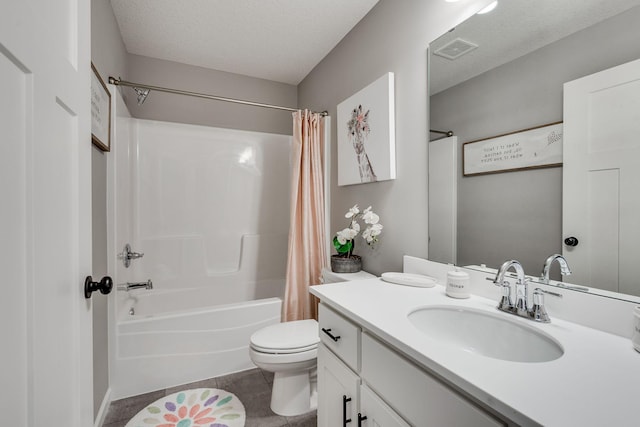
[108,77,329,116]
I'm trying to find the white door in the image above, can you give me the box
[428,136,457,264]
[317,344,360,427]
[0,0,93,425]
[563,58,640,295]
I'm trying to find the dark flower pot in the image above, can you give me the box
[330,254,362,273]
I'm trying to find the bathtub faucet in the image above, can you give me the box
[117,279,153,291]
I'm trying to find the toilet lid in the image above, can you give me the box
[250,319,319,352]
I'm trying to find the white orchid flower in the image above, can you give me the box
[346,227,358,239]
[345,204,360,218]
[362,210,379,224]
[336,229,349,244]
[370,223,383,236]
[335,204,382,250]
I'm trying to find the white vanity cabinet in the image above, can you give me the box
[361,333,504,427]
[317,303,360,426]
[317,344,360,426]
[317,303,506,427]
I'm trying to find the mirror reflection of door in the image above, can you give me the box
[428,136,457,265]
[563,58,640,296]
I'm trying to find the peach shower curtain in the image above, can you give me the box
[283,110,328,321]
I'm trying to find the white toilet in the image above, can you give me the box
[249,268,376,416]
[249,319,320,416]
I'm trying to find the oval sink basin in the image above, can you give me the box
[407,306,563,363]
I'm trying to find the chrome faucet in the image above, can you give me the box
[493,260,529,316]
[492,260,562,323]
[540,254,571,284]
[117,279,153,291]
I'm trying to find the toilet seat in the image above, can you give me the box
[250,319,319,354]
[249,346,318,365]
[250,342,318,354]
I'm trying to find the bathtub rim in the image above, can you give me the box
[118,295,283,325]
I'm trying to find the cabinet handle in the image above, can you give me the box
[358,413,368,426]
[321,327,341,342]
[343,395,352,426]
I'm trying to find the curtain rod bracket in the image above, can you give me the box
[430,129,454,137]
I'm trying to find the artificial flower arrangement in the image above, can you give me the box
[331,205,383,272]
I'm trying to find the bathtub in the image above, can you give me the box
[111,286,282,399]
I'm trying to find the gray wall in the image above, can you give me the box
[430,7,640,275]
[91,0,129,418]
[298,0,490,275]
[92,0,129,93]
[126,54,297,135]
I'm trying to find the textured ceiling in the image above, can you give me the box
[110,0,379,85]
[430,0,640,94]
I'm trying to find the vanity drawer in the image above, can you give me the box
[361,333,505,427]
[318,303,360,371]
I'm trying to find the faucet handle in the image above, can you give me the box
[496,280,514,313]
[529,288,560,323]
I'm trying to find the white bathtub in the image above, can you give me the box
[110,119,291,399]
[112,287,281,399]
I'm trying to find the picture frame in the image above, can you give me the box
[91,62,111,152]
[463,122,563,176]
[336,72,396,186]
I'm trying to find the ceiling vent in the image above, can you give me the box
[433,38,478,60]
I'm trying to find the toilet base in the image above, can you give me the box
[270,368,317,416]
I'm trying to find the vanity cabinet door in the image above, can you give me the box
[359,385,410,427]
[317,343,360,427]
[361,333,505,427]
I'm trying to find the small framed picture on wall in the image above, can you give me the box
[90,62,111,152]
[336,72,396,186]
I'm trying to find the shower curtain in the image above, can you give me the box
[283,110,328,321]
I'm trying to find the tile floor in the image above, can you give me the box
[102,368,316,427]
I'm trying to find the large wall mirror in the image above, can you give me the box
[428,0,640,301]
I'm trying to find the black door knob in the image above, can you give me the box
[564,236,579,247]
[84,276,113,298]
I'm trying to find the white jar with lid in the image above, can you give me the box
[446,269,470,299]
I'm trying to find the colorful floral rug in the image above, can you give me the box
[125,388,246,427]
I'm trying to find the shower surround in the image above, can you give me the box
[110,116,291,398]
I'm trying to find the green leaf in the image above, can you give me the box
[216,395,233,406]
[333,236,352,254]
[146,406,161,414]
[221,413,241,419]
[332,236,341,250]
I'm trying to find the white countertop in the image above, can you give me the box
[310,278,640,427]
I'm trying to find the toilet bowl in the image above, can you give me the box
[249,319,320,416]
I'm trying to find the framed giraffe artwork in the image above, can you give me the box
[337,72,396,186]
